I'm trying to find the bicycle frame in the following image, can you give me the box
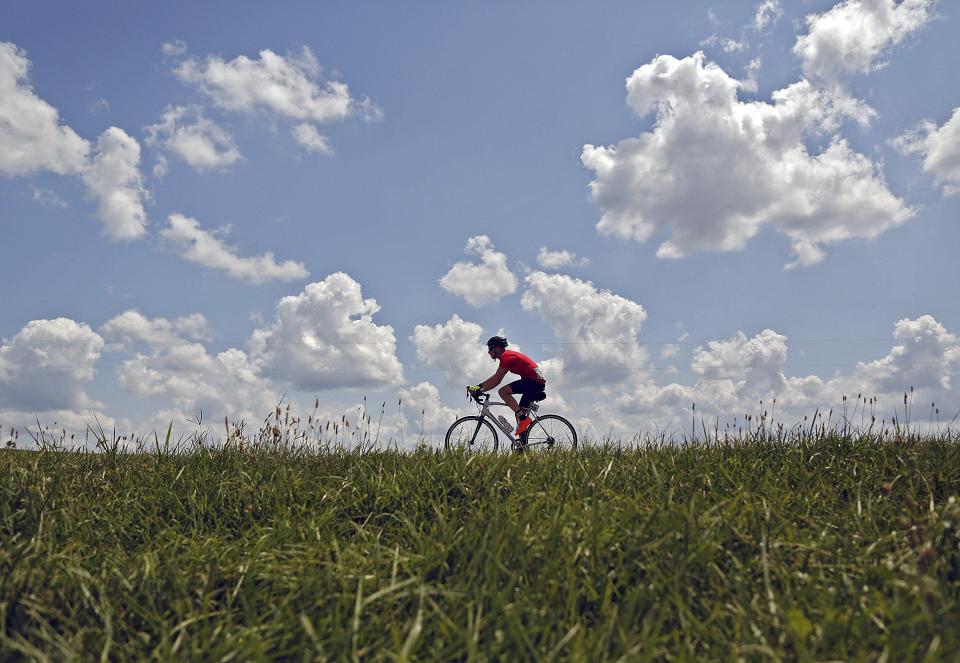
[471,394,543,444]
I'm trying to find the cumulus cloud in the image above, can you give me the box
[160,213,309,283]
[102,310,277,423]
[536,356,567,388]
[794,0,934,83]
[0,318,104,412]
[399,382,464,437]
[145,105,242,172]
[174,47,380,153]
[102,277,404,422]
[82,127,148,241]
[401,312,959,438]
[249,273,404,391]
[536,247,590,270]
[521,272,648,383]
[690,329,795,397]
[892,107,960,195]
[410,314,492,388]
[0,42,89,177]
[0,43,149,240]
[615,327,823,430]
[851,315,959,394]
[581,52,912,268]
[611,314,960,434]
[440,236,518,306]
[102,311,212,350]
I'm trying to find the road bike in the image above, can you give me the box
[444,389,577,452]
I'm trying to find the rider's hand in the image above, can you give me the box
[467,385,482,394]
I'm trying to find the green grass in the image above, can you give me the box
[1,433,959,661]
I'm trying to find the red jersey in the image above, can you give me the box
[499,350,545,383]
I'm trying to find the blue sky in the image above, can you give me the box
[2,0,959,443]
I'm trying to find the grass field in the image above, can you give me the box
[2,429,959,660]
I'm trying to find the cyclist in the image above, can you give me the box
[469,336,546,437]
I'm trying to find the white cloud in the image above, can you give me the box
[249,273,404,391]
[82,127,148,241]
[161,40,187,57]
[399,382,464,437]
[32,188,67,208]
[152,155,169,179]
[851,315,958,394]
[794,0,934,82]
[145,105,242,172]
[741,57,762,93]
[700,36,747,53]
[102,310,278,424]
[160,213,309,283]
[691,329,792,396]
[615,328,825,429]
[171,312,214,342]
[174,47,380,153]
[1,43,149,241]
[89,99,110,114]
[892,107,960,196]
[176,47,351,121]
[400,313,960,438]
[440,235,518,306]
[410,314,492,388]
[610,314,960,434]
[291,123,333,154]
[0,42,89,177]
[521,272,648,384]
[660,344,680,359]
[536,247,590,270]
[0,318,104,412]
[581,52,912,268]
[102,310,212,348]
[536,356,567,388]
[754,0,783,31]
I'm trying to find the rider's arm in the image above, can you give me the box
[478,365,508,392]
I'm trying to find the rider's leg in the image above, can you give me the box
[517,393,532,420]
[498,385,520,413]
[515,392,533,436]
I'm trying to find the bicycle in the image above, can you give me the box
[444,389,578,452]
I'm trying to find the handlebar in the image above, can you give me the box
[466,387,489,403]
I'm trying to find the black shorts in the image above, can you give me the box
[506,378,547,408]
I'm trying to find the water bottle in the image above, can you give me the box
[497,415,514,433]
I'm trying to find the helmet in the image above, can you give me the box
[486,336,508,349]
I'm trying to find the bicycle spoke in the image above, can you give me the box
[522,414,577,451]
[445,416,499,452]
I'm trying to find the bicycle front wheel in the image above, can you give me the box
[445,416,499,452]
[523,414,577,451]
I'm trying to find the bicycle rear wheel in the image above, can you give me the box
[445,416,499,452]
[522,414,577,451]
